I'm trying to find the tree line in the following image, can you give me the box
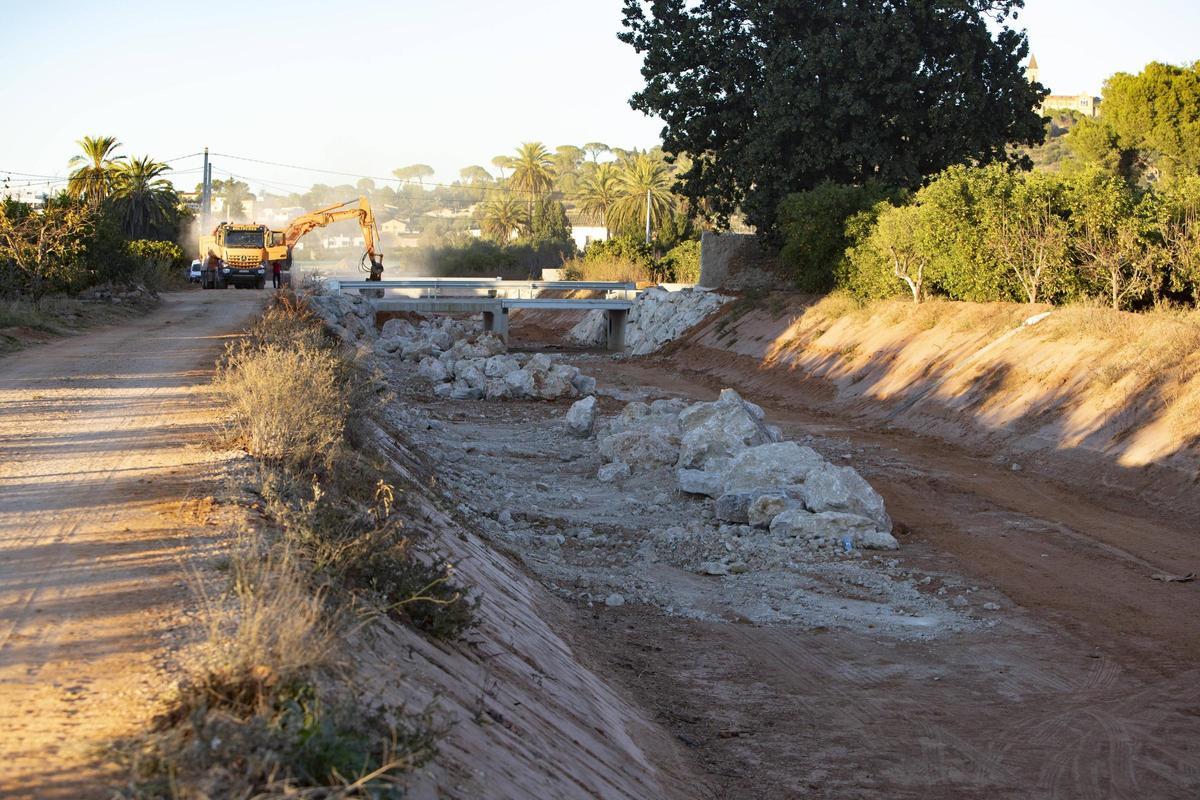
[778,61,1200,309]
[0,136,189,297]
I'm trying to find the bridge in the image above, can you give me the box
[326,278,638,350]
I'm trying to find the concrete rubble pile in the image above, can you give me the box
[593,388,899,551]
[568,286,731,354]
[307,292,379,344]
[304,293,598,401]
[383,316,597,402]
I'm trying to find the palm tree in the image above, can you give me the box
[479,194,526,243]
[67,135,125,208]
[111,156,177,238]
[575,162,621,238]
[608,153,678,239]
[508,142,556,231]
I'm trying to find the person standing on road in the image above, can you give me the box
[271,260,282,290]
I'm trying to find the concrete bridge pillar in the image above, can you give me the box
[605,308,627,352]
[483,306,509,343]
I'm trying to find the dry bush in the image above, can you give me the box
[561,255,652,283]
[217,343,352,468]
[247,292,329,352]
[184,548,333,719]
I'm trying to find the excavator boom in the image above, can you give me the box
[276,196,385,281]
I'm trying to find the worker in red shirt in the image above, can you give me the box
[271,260,282,289]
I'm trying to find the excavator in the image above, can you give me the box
[198,196,384,289]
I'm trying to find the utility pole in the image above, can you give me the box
[644,188,652,244]
[200,147,211,231]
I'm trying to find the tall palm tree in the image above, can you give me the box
[67,135,125,208]
[609,153,678,239]
[575,162,621,238]
[111,156,177,238]
[479,194,526,243]
[507,142,556,232]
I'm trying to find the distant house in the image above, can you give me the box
[1042,93,1101,117]
[567,213,609,251]
[381,218,409,236]
[322,235,352,249]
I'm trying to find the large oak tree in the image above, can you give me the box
[619,0,1047,231]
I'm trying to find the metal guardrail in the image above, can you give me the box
[328,277,638,301]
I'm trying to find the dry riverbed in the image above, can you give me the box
[378,344,1200,800]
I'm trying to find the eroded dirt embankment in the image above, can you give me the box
[662,295,1200,512]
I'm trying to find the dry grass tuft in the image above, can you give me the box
[217,342,352,468]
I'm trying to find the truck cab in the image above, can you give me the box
[198,223,269,289]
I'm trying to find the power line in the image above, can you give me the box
[0,169,66,179]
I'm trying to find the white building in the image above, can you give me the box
[572,225,609,252]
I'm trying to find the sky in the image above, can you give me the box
[1,0,1197,197]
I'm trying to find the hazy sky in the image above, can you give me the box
[1,0,1197,196]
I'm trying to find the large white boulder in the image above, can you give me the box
[504,368,535,397]
[455,361,486,390]
[565,396,598,438]
[417,356,449,383]
[381,317,416,339]
[799,462,892,532]
[721,441,825,494]
[676,468,725,497]
[567,309,608,347]
[625,287,730,355]
[677,388,775,472]
[598,429,678,472]
[484,354,520,379]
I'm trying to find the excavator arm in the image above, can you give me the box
[280,196,385,281]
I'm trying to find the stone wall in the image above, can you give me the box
[698,231,784,289]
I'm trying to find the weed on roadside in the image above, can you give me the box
[114,293,472,797]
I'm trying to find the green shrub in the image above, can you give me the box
[583,235,655,270]
[777,181,899,292]
[661,239,700,283]
[838,204,908,301]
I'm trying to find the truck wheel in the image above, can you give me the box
[256,278,266,290]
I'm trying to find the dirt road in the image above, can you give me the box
[0,290,262,798]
